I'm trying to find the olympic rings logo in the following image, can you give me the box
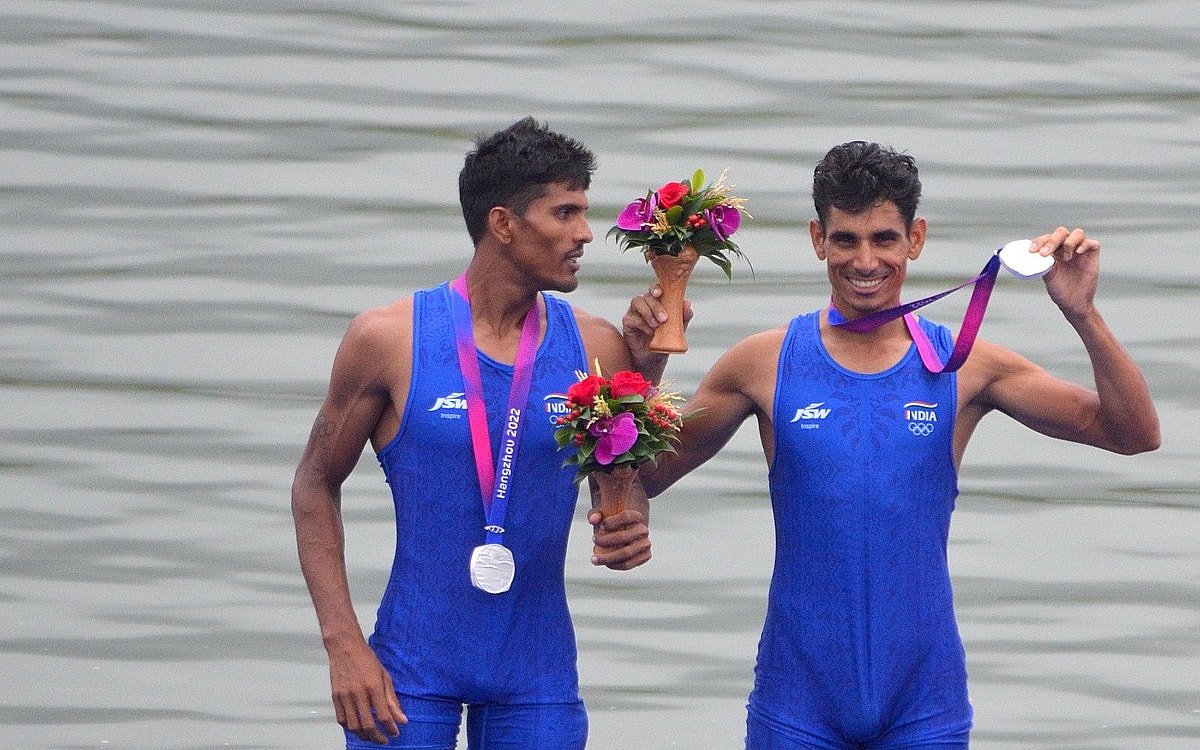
[908,422,934,436]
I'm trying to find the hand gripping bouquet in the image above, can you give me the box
[554,365,685,519]
[608,168,750,353]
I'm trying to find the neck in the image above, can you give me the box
[820,307,913,374]
[460,264,542,362]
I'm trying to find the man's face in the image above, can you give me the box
[507,182,593,293]
[810,201,926,317]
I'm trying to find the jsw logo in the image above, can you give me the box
[789,402,831,422]
[429,392,468,411]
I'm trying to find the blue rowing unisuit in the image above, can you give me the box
[751,311,973,748]
[369,283,587,705]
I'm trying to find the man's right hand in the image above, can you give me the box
[328,639,406,745]
[622,285,693,382]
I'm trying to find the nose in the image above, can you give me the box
[578,218,594,245]
[851,241,880,271]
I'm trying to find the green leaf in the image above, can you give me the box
[691,168,705,191]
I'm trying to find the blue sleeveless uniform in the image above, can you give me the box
[748,311,973,749]
[355,283,588,749]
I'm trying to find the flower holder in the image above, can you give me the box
[592,462,636,517]
[591,463,637,558]
[648,245,698,354]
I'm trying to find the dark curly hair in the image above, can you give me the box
[458,117,597,245]
[812,141,922,229]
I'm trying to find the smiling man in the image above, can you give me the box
[292,117,652,750]
[624,141,1160,750]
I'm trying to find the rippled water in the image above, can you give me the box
[3,2,1199,748]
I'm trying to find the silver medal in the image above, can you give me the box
[469,543,515,594]
[998,239,1054,279]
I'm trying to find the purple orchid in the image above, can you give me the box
[615,193,658,231]
[589,411,638,465]
[705,204,741,242]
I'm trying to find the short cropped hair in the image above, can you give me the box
[812,141,922,229]
[458,117,597,245]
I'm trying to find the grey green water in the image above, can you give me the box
[2,2,1199,748]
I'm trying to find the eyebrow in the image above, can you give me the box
[829,228,902,242]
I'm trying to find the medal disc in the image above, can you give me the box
[998,239,1054,279]
[469,543,515,594]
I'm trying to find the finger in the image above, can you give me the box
[593,541,652,569]
[622,296,664,334]
[593,509,646,533]
[1029,227,1063,256]
[347,699,385,745]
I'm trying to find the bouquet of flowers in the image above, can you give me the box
[554,366,685,517]
[607,168,750,279]
[607,169,750,354]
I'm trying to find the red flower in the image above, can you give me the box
[655,181,689,209]
[609,370,652,398]
[567,375,607,405]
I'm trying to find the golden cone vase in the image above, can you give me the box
[647,245,698,354]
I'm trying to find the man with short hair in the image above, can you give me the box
[293,117,651,749]
[626,141,1160,749]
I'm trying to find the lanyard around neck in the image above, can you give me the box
[828,253,1001,373]
[448,274,541,544]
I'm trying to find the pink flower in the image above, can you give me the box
[589,412,637,465]
[616,194,658,231]
[705,204,741,241]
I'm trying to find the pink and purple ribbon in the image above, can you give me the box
[828,253,1002,373]
[448,274,541,545]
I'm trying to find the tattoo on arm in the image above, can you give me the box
[309,412,336,455]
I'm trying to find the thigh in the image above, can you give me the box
[746,711,844,750]
[465,701,587,750]
[747,712,970,750]
[344,694,462,750]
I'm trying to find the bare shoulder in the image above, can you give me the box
[328,297,416,395]
[341,298,414,355]
[699,324,788,411]
[570,303,632,372]
[957,337,1044,411]
[713,325,788,378]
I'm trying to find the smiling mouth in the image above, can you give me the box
[849,276,886,292]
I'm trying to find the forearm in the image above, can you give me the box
[1068,306,1161,454]
[292,475,368,649]
[635,352,670,384]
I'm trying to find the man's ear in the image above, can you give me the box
[809,219,827,260]
[488,206,517,245]
[908,217,927,261]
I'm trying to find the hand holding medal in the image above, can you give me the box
[831,238,1062,373]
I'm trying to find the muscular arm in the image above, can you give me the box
[638,330,780,498]
[956,228,1160,461]
[291,306,409,744]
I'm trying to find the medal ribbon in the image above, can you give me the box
[448,274,541,545]
[828,253,1002,373]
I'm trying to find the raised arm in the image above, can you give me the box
[638,330,780,498]
[291,306,408,745]
[958,228,1160,459]
[621,284,694,383]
